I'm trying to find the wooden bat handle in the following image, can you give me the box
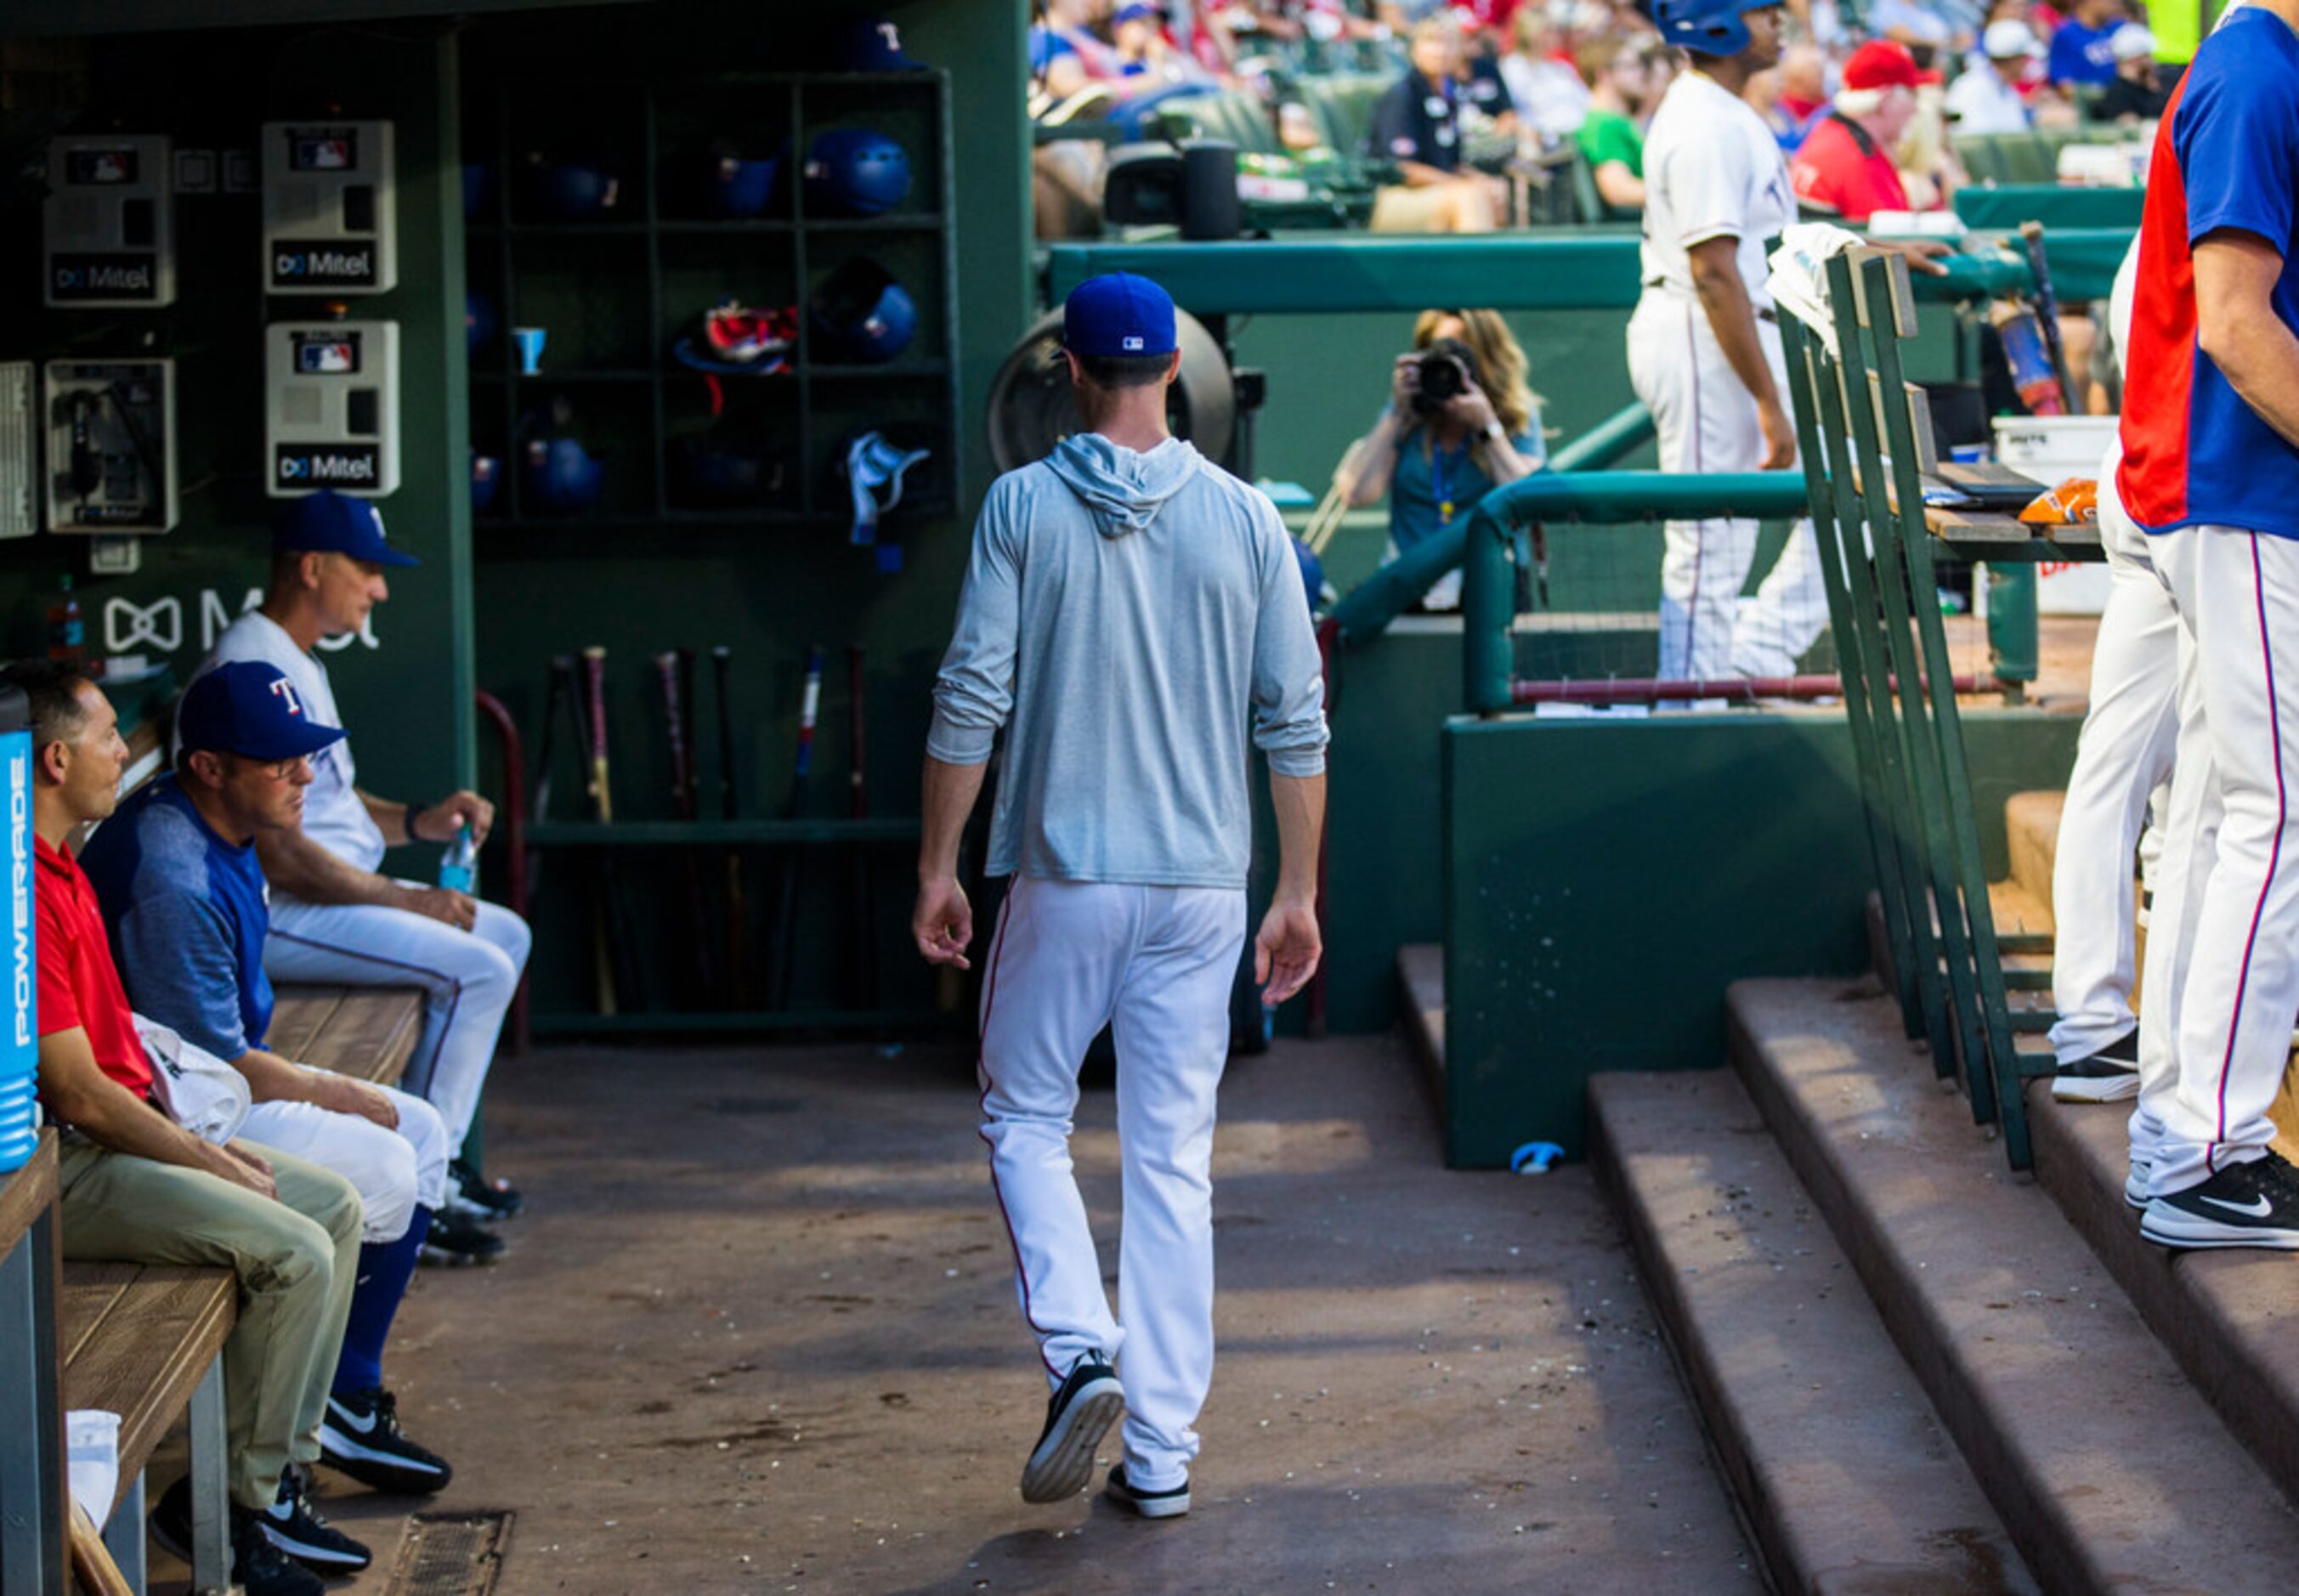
[654,652,691,818]
[70,1501,133,1596]
[582,645,613,824]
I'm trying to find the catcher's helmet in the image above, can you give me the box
[1646,0,1778,58]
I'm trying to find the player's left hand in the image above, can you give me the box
[311,1072,399,1130]
[416,790,496,845]
[914,876,974,971]
[1874,238,1952,277]
[1254,897,1322,1008]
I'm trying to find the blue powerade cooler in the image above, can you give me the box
[0,682,34,1173]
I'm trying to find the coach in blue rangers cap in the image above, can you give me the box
[196,490,532,1263]
[914,271,1329,1520]
[82,662,461,1537]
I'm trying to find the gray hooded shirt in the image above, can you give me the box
[928,433,1329,890]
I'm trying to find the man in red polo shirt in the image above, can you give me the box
[7,659,360,1596]
[1790,40,1922,224]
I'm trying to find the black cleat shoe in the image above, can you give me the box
[1021,1356,1124,1504]
[1105,1461,1192,1519]
[321,1386,453,1494]
[2052,1031,2140,1104]
[445,1157,524,1221]
[231,1505,325,1596]
[2142,1152,2299,1250]
[257,1463,371,1573]
[420,1207,506,1268]
[146,1474,198,1564]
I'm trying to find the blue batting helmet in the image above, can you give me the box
[809,258,918,365]
[522,436,605,513]
[1646,0,1776,58]
[802,129,911,217]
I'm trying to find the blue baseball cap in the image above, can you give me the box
[837,16,924,71]
[273,490,421,568]
[1061,272,1178,359]
[178,662,346,761]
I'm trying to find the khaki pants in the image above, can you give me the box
[58,1139,362,1508]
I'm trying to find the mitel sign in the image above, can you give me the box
[275,444,381,487]
[271,241,377,289]
[50,253,159,301]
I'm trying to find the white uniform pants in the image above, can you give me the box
[264,891,533,1151]
[2132,526,2299,1196]
[1626,293,1831,687]
[975,875,1247,1493]
[2048,464,2179,1064]
[239,1073,450,1244]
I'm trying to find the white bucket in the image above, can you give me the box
[1991,415,2121,614]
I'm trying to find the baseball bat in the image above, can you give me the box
[529,655,574,899]
[847,643,877,1010]
[2018,221,2079,412]
[69,1502,133,1596]
[580,646,623,1016]
[655,651,716,1006]
[768,643,826,1010]
[712,645,749,1005]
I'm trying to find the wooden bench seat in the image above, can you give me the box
[60,1263,235,1514]
[269,985,425,1086]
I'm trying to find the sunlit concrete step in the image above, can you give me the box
[2006,790,2065,917]
[1396,943,1444,1113]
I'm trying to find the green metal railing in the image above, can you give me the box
[1778,250,2106,1169]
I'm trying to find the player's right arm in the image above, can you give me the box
[1687,234,1796,469]
[253,823,476,929]
[37,1026,276,1199]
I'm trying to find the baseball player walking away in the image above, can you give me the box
[2117,0,2299,1249]
[1628,0,1945,696]
[914,271,1329,1517]
[2047,238,2177,1112]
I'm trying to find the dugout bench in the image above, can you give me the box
[3,985,422,1592]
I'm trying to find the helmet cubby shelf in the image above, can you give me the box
[462,69,959,539]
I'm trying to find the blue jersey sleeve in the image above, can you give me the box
[113,894,251,1063]
[2174,31,2299,256]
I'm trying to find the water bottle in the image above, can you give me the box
[0,682,37,1172]
[438,823,478,893]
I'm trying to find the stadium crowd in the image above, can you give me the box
[1030,0,2173,235]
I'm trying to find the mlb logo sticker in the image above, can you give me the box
[1123,336,1144,352]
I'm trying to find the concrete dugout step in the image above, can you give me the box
[2026,1087,2299,1508]
[1730,976,2299,1594]
[1590,1069,2036,1594]
[2005,790,2066,916]
[1396,942,1445,1110]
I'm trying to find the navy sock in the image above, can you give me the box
[333,1204,428,1395]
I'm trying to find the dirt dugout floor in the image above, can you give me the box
[160,1033,1758,1595]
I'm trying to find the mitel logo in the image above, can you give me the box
[49,253,157,301]
[9,752,30,1050]
[275,444,379,484]
[272,241,377,287]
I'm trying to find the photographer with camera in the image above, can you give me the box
[1342,309,1545,611]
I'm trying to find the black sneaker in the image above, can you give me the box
[2052,1031,2140,1104]
[230,1505,325,1596]
[258,1463,371,1572]
[420,1207,506,1267]
[1106,1461,1192,1520]
[445,1157,524,1220]
[2142,1152,2299,1250]
[321,1386,454,1494]
[146,1474,200,1564]
[1020,1356,1124,1504]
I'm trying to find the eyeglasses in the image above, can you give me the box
[239,755,311,783]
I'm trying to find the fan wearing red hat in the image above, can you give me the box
[1788,40,1926,224]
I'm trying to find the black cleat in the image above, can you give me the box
[420,1207,506,1268]
[1106,1461,1192,1519]
[2052,1031,2140,1104]
[445,1157,524,1220]
[231,1506,326,1596]
[1021,1356,1124,1503]
[2142,1152,2299,1250]
[321,1386,453,1494]
[257,1464,371,1573]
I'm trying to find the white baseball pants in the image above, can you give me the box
[2048,463,2180,1065]
[264,890,533,1151]
[1626,293,1832,688]
[2132,525,2299,1196]
[976,874,1247,1494]
[239,1073,450,1243]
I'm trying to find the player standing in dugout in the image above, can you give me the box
[2115,0,2299,1249]
[912,271,1329,1517]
